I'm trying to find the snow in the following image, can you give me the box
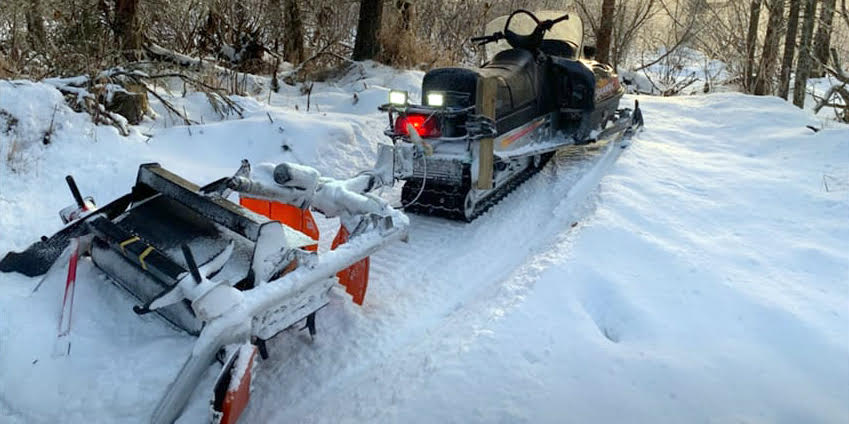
[808,76,848,122]
[621,47,729,96]
[1,63,847,424]
[344,94,849,423]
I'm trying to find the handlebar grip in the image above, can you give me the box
[539,14,569,32]
[65,175,85,208]
[552,14,569,24]
[471,32,504,45]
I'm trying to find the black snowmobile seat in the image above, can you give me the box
[479,49,538,132]
[540,39,577,59]
[480,49,536,108]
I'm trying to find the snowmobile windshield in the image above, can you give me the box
[484,10,583,60]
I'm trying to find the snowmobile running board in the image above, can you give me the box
[0,160,409,424]
[494,101,643,160]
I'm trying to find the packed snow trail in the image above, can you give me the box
[238,135,627,424]
[1,69,847,423]
[242,94,849,424]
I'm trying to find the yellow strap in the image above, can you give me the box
[119,236,140,254]
[138,246,155,270]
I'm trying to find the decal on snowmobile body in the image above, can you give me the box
[595,77,623,103]
[496,116,547,149]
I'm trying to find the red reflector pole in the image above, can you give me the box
[54,237,80,357]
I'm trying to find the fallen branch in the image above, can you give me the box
[43,77,131,136]
[813,48,849,122]
[145,43,207,70]
[140,84,196,125]
[632,34,692,73]
[282,41,361,82]
[640,66,698,97]
[109,70,243,118]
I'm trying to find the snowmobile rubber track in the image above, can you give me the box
[401,157,548,222]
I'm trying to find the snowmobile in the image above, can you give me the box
[380,9,643,221]
[0,158,407,424]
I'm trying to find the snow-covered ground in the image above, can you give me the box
[622,47,846,124]
[0,65,847,423]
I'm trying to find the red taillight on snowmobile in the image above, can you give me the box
[394,114,441,138]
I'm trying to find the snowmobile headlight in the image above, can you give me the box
[426,92,445,107]
[389,90,408,105]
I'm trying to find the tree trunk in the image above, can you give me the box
[596,0,616,65]
[115,0,143,55]
[842,0,849,29]
[283,0,305,64]
[793,0,819,107]
[25,0,48,50]
[744,0,762,92]
[352,0,383,61]
[812,0,837,77]
[396,0,414,32]
[753,0,785,96]
[778,0,802,100]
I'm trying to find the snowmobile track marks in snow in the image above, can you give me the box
[240,132,635,423]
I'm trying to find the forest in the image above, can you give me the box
[0,0,847,124]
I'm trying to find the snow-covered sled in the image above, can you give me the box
[0,160,408,423]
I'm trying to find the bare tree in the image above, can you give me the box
[813,47,849,122]
[115,0,143,55]
[25,0,47,50]
[283,0,305,64]
[812,0,837,77]
[778,0,802,99]
[417,0,495,66]
[396,0,414,32]
[575,0,656,69]
[744,0,762,92]
[753,0,785,95]
[612,0,657,68]
[352,0,383,61]
[793,0,819,107]
[596,0,616,64]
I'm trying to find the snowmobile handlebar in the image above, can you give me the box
[541,13,570,29]
[472,10,569,51]
[470,32,504,46]
[65,175,86,209]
